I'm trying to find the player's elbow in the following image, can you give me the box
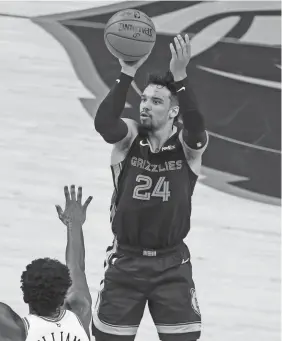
[94,111,107,133]
[94,117,128,144]
[94,113,114,142]
[95,127,120,144]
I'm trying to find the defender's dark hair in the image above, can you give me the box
[21,258,72,316]
[145,71,178,106]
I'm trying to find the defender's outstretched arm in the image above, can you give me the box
[56,185,93,338]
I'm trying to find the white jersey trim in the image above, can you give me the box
[22,317,29,337]
[35,309,66,323]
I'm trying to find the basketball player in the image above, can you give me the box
[0,185,93,341]
[93,33,208,341]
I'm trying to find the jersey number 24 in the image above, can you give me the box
[133,175,170,202]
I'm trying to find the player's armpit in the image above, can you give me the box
[179,129,209,176]
[111,118,138,165]
[65,270,92,339]
[0,302,26,341]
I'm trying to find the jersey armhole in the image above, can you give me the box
[22,317,29,337]
[72,312,90,340]
[74,312,83,327]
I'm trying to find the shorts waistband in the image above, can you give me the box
[117,242,185,257]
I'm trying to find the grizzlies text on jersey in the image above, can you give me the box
[110,126,198,249]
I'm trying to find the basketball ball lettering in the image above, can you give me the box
[104,9,156,61]
[118,23,153,37]
[120,10,133,17]
[134,11,141,18]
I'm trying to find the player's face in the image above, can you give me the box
[140,84,173,131]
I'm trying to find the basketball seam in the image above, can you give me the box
[105,32,156,44]
[105,18,156,31]
[106,38,148,58]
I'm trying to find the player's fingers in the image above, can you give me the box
[55,205,63,219]
[177,34,186,57]
[83,196,93,211]
[169,43,177,59]
[184,33,191,57]
[77,186,82,204]
[64,186,70,203]
[70,184,76,201]
[174,36,183,58]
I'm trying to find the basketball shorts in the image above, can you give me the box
[92,240,201,341]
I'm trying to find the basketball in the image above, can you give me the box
[104,9,156,62]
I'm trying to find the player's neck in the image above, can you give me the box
[29,307,62,318]
[147,123,174,152]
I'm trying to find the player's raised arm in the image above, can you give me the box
[170,34,208,174]
[94,54,150,144]
[55,185,93,338]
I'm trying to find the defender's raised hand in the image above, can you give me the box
[56,185,93,227]
[169,34,191,81]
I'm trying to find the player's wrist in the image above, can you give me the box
[67,219,83,229]
[121,67,136,78]
[172,72,187,82]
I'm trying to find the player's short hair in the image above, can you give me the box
[145,71,179,107]
[21,258,72,316]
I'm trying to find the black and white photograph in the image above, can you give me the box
[0,1,280,340]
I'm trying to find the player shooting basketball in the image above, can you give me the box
[0,186,92,340]
[94,33,208,341]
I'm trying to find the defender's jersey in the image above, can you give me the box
[23,309,89,341]
[110,127,198,249]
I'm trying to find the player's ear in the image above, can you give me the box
[169,105,179,119]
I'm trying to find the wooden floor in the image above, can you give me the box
[0,3,280,341]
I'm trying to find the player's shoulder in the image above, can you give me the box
[0,303,25,340]
[0,302,23,325]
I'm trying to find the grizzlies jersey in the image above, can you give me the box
[110,126,199,249]
[23,309,89,341]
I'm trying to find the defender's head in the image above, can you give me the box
[140,71,179,132]
[21,258,72,317]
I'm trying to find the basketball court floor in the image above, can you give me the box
[0,1,280,340]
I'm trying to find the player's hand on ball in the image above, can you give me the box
[169,34,191,81]
[55,185,93,227]
[119,52,150,77]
